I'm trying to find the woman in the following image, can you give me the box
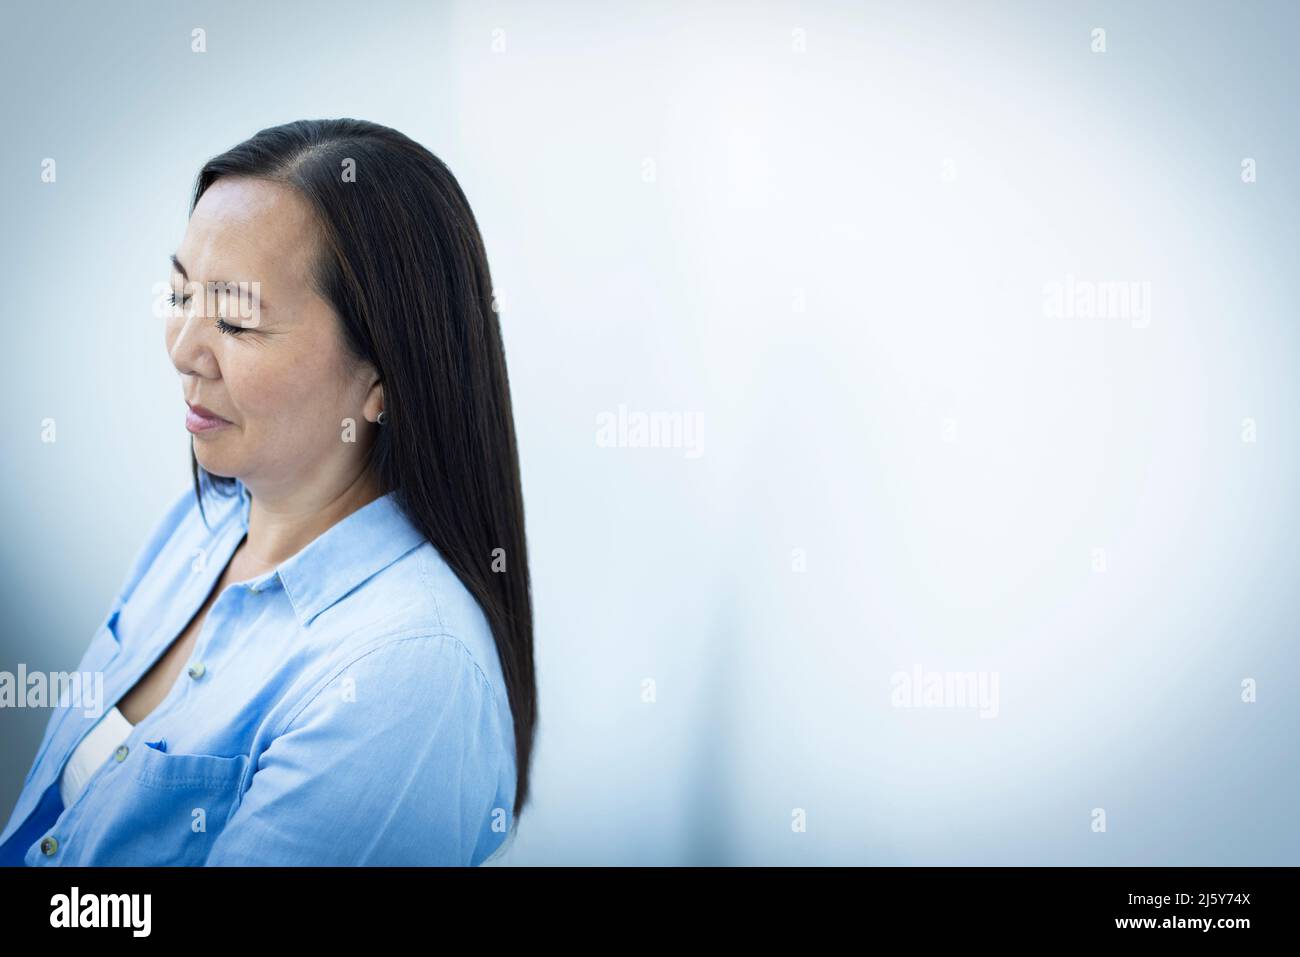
[0,119,537,866]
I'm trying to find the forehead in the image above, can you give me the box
[177,177,319,296]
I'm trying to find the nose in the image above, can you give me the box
[166,291,221,380]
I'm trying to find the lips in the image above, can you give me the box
[185,401,233,434]
[186,402,230,423]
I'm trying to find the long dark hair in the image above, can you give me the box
[185,118,536,821]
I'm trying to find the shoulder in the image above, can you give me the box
[312,541,507,693]
[294,541,516,765]
[272,630,519,857]
[284,633,500,737]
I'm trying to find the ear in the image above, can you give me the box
[362,369,385,425]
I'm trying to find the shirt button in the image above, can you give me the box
[114,744,129,762]
[187,662,207,679]
[40,836,59,855]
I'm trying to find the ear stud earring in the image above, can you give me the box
[376,410,388,425]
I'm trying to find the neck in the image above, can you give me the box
[239,466,385,568]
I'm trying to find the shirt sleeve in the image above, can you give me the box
[203,635,512,866]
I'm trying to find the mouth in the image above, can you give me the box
[185,401,233,434]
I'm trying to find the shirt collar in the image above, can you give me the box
[231,477,426,628]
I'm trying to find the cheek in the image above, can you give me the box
[228,342,353,434]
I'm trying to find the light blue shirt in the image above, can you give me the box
[0,478,517,866]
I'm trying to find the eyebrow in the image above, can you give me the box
[170,253,267,312]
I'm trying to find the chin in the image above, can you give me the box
[192,444,239,479]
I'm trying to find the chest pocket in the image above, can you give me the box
[132,742,248,789]
[68,742,250,866]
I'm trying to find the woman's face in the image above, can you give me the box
[165,176,382,496]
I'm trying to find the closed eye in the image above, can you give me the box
[169,290,250,336]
